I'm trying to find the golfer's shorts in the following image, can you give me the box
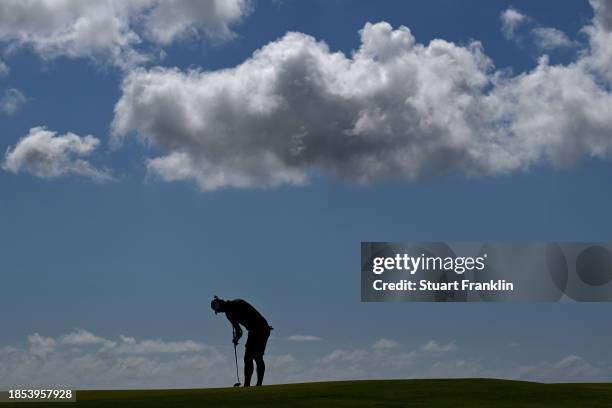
[245,329,270,358]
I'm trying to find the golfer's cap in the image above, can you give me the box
[211,296,221,313]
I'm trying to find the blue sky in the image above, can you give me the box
[1,0,612,388]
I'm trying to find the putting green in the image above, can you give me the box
[6,379,612,407]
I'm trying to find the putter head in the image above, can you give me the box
[233,382,241,387]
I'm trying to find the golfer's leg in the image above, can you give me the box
[243,352,254,387]
[255,355,265,386]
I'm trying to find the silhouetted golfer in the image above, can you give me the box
[211,296,272,386]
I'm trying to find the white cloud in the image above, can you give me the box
[267,354,299,373]
[532,27,577,50]
[2,331,611,388]
[61,329,109,346]
[500,7,528,39]
[0,88,26,114]
[311,340,472,382]
[142,0,251,45]
[586,0,612,84]
[288,335,322,342]
[372,338,399,350]
[310,340,605,384]
[112,3,612,191]
[0,59,8,77]
[0,330,227,389]
[517,354,602,382]
[591,0,612,31]
[0,0,251,68]
[112,23,493,190]
[27,334,56,358]
[502,8,578,51]
[3,126,112,181]
[421,340,457,353]
[0,1,146,68]
[106,335,208,354]
[554,355,600,377]
[320,349,369,364]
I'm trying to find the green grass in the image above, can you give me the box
[7,379,612,407]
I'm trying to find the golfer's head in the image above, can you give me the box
[211,296,224,314]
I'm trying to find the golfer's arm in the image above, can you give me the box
[231,320,242,340]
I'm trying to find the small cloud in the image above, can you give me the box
[532,27,578,50]
[0,60,8,77]
[106,335,207,354]
[60,329,108,346]
[501,8,577,51]
[0,88,26,114]
[320,349,369,364]
[421,340,457,353]
[501,7,528,39]
[3,126,112,181]
[554,355,600,377]
[372,338,399,350]
[288,335,322,342]
[120,335,136,344]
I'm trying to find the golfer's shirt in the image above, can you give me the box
[224,299,270,332]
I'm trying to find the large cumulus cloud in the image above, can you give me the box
[112,3,612,191]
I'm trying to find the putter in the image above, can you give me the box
[233,341,241,387]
